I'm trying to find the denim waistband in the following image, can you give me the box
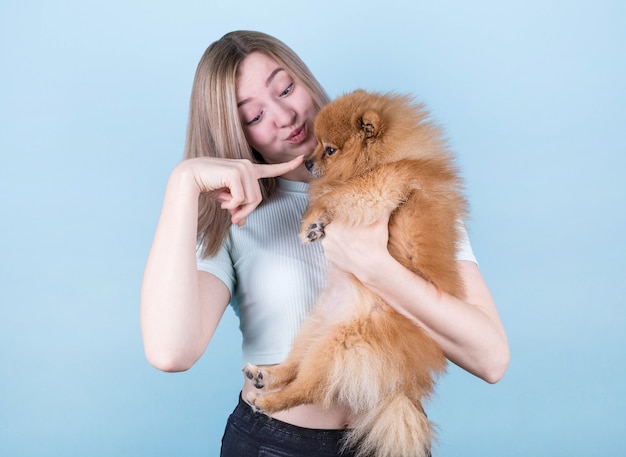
[232,393,349,441]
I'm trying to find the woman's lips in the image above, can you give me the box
[287,124,307,144]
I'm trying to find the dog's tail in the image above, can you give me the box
[342,393,434,457]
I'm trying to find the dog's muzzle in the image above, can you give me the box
[304,159,323,178]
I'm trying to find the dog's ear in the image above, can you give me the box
[359,110,382,142]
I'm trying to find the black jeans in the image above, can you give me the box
[220,394,357,457]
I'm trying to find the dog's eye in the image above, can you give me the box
[324,146,337,156]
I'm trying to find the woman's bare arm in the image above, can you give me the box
[140,162,228,372]
[140,156,305,372]
[321,217,510,383]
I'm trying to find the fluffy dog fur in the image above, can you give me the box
[244,90,468,457]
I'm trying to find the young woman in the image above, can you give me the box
[140,30,509,457]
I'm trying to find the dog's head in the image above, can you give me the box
[305,90,426,181]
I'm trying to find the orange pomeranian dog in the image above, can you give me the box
[244,90,468,457]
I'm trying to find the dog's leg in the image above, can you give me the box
[243,314,326,399]
[242,337,311,392]
[246,338,334,413]
[301,163,414,243]
[243,360,299,390]
[246,372,326,413]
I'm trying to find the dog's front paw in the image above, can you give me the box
[243,363,266,389]
[300,222,325,243]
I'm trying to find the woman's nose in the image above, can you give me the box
[273,101,296,127]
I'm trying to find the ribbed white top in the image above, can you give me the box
[197,178,327,366]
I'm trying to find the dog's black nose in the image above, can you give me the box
[304,159,314,171]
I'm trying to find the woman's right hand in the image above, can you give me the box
[175,155,305,226]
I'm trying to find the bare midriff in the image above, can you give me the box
[241,372,353,430]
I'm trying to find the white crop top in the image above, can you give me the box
[197,178,476,367]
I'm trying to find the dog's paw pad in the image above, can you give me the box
[243,363,266,389]
[304,222,325,243]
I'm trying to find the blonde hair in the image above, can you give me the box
[184,31,330,257]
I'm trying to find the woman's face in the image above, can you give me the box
[236,52,318,179]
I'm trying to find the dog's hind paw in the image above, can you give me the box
[243,363,266,389]
[245,391,263,413]
[302,222,325,243]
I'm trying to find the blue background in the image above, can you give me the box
[1,1,625,456]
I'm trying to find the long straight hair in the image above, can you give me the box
[184,31,330,258]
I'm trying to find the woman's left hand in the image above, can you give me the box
[320,211,393,282]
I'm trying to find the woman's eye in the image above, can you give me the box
[246,113,262,125]
[324,146,337,156]
[280,83,294,97]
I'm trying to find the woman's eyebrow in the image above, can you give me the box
[266,67,286,86]
[237,68,287,108]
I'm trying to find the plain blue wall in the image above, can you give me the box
[1,1,625,456]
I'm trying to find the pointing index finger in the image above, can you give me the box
[254,155,305,179]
